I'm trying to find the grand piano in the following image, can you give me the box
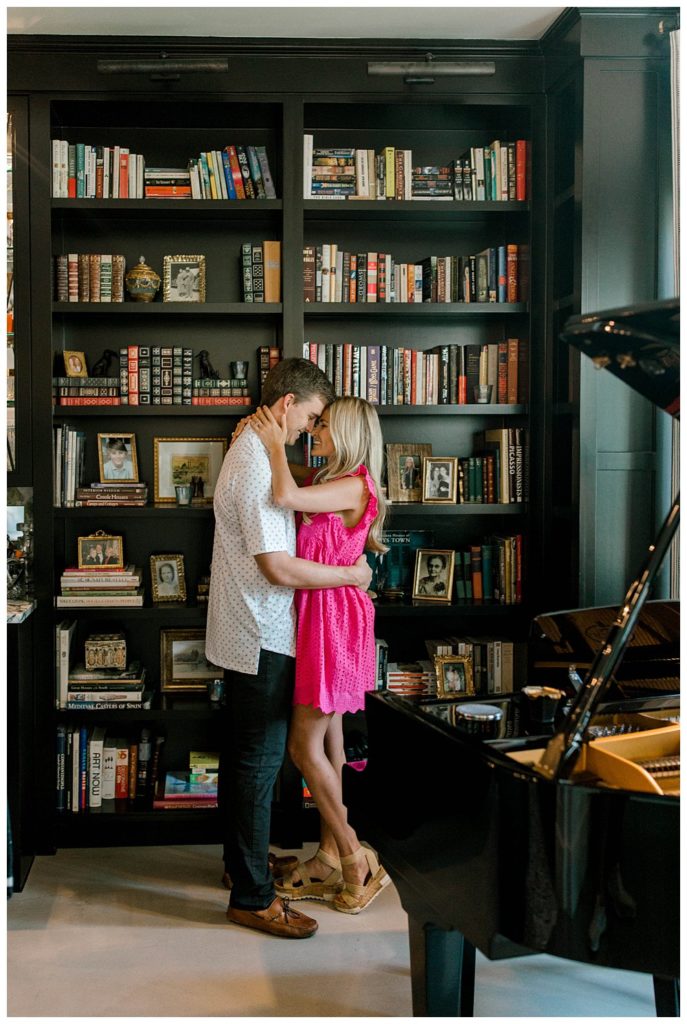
[344,300,680,1017]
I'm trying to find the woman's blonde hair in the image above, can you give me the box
[310,396,388,552]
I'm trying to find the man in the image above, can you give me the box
[206,358,372,940]
[103,438,134,480]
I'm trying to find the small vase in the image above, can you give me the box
[125,256,161,303]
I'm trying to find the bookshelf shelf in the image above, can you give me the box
[52,405,254,417]
[303,303,527,317]
[388,503,526,516]
[377,404,526,416]
[52,604,208,620]
[53,303,282,316]
[54,505,215,517]
[303,199,530,220]
[51,199,282,218]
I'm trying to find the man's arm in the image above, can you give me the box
[255,551,372,591]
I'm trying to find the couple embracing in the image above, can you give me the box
[206,357,390,939]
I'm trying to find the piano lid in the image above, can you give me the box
[560,298,679,417]
[536,299,680,781]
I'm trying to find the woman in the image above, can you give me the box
[248,395,390,914]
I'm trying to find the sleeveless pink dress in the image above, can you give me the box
[293,464,377,715]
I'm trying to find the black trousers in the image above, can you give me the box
[222,648,294,910]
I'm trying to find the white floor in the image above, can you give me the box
[7,843,657,1018]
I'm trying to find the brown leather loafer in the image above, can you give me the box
[226,896,318,939]
[222,853,299,890]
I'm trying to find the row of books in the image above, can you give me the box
[426,635,528,693]
[455,140,528,202]
[239,241,282,302]
[56,566,145,609]
[187,146,276,200]
[303,340,528,406]
[302,244,524,303]
[54,253,126,303]
[51,140,145,199]
[53,379,253,407]
[50,139,276,201]
[53,424,86,507]
[56,726,162,813]
[302,137,528,201]
[455,535,524,604]
[476,428,529,504]
[75,483,148,508]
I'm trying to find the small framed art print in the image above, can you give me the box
[150,554,187,603]
[162,255,206,302]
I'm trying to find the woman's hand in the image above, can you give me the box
[230,416,251,446]
[250,405,288,456]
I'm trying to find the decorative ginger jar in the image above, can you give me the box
[125,256,161,302]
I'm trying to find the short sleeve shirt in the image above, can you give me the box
[205,427,296,674]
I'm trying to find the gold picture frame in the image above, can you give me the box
[422,456,458,504]
[77,531,124,569]
[97,432,139,483]
[162,254,206,302]
[386,442,432,503]
[153,436,227,504]
[434,655,474,698]
[150,554,187,603]
[160,628,221,692]
[63,350,88,378]
[412,548,455,603]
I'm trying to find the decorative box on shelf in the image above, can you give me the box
[84,631,127,671]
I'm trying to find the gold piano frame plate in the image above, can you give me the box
[507,724,679,796]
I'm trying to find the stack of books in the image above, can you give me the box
[385,662,434,696]
[53,376,121,405]
[153,759,219,810]
[411,165,453,200]
[191,379,251,407]
[307,145,357,198]
[144,167,192,199]
[64,661,150,710]
[56,564,144,608]
[75,483,148,507]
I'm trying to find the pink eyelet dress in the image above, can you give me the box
[293,464,377,715]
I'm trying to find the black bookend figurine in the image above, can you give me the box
[91,349,119,377]
[197,349,220,380]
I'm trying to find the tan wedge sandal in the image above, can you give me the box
[332,846,391,914]
[274,847,344,902]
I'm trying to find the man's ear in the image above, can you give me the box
[282,393,295,412]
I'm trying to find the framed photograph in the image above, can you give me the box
[63,350,88,378]
[435,655,474,698]
[153,437,227,504]
[150,554,187,603]
[160,628,221,692]
[412,548,455,602]
[162,255,206,302]
[386,443,432,503]
[422,456,458,504]
[78,532,124,569]
[97,432,139,483]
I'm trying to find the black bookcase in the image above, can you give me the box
[7,11,675,857]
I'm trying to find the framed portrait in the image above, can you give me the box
[97,432,139,483]
[435,655,474,699]
[63,350,88,378]
[153,437,227,504]
[386,443,432,503]
[422,456,458,504]
[162,255,206,302]
[78,532,124,569]
[412,548,455,603]
[160,628,222,692]
[150,554,187,603]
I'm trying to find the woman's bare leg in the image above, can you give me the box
[288,703,368,885]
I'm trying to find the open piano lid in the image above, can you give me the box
[536,298,680,781]
[561,298,680,417]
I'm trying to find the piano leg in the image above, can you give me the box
[652,976,679,1017]
[408,916,476,1016]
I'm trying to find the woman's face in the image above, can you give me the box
[427,557,444,578]
[310,408,334,458]
[160,563,175,583]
